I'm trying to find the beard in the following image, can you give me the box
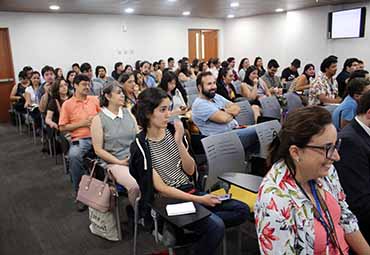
[202,87,216,99]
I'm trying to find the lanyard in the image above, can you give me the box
[293,176,345,255]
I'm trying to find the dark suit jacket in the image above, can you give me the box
[334,118,370,239]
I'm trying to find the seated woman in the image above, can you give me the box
[10,70,30,114]
[45,79,71,129]
[123,65,133,74]
[24,71,42,129]
[158,71,188,116]
[118,73,137,109]
[254,56,266,77]
[216,67,240,102]
[238,58,250,82]
[177,62,196,82]
[66,70,76,94]
[255,106,370,254]
[129,88,250,255]
[91,82,140,206]
[240,66,268,121]
[289,63,315,93]
[133,70,147,92]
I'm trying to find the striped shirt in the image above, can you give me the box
[148,129,190,188]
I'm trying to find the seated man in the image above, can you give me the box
[332,78,370,130]
[59,74,101,211]
[140,61,157,88]
[309,56,341,105]
[92,65,114,94]
[334,90,370,244]
[281,58,300,87]
[38,65,55,113]
[192,71,259,153]
[336,58,360,98]
[261,59,282,95]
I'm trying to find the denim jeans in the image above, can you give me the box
[232,126,260,155]
[68,138,93,192]
[185,198,250,255]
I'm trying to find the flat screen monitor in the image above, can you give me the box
[328,7,366,39]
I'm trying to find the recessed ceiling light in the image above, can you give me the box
[49,5,60,10]
[182,11,191,16]
[125,8,134,13]
[168,0,177,2]
[230,2,239,8]
[275,8,284,12]
[227,14,235,18]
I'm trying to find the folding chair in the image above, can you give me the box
[253,120,281,159]
[232,80,242,95]
[259,96,282,120]
[323,104,339,115]
[235,100,255,126]
[183,79,197,88]
[284,92,303,113]
[185,86,198,96]
[187,94,198,108]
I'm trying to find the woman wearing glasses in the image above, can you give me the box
[255,106,370,255]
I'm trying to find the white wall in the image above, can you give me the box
[0,12,224,76]
[224,2,370,71]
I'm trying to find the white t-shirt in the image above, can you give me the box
[25,86,38,105]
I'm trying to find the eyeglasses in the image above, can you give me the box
[305,139,341,160]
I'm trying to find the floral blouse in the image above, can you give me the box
[308,73,338,105]
[254,160,359,255]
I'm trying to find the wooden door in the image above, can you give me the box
[188,29,218,63]
[0,28,15,123]
[203,30,218,62]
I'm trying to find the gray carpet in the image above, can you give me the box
[0,123,259,255]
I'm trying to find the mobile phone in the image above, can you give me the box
[218,194,232,201]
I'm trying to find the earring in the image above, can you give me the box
[296,158,300,163]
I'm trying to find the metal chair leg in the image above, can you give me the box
[223,235,227,255]
[133,196,141,255]
[32,122,36,144]
[151,209,159,243]
[115,195,122,241]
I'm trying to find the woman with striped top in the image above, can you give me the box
[129,88,250,255]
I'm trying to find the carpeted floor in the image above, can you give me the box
[0,123,259,255]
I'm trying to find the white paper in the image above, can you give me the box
[166,202,196,216]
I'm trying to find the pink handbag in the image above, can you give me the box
[77,161,115,213]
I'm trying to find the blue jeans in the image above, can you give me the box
[68,138,93,192]
[185,198,250,255]
[232,126,260,155]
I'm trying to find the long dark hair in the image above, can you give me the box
[158,71,177,95]
[243,65,258,85]
[303,64,315,79]
[238,58,249,71]
[51,78,71,100]
[268,106,332,176]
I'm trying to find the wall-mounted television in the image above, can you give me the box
[328,7,366,39]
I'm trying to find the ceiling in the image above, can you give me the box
[0,0,366,19]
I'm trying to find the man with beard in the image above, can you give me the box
[192,71,259,153]
[140,61,157,88]
[92,65,114,95]
[59,74,101,212]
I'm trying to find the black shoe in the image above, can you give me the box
[75,201,88,212]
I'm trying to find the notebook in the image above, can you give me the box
[166,202,196,216]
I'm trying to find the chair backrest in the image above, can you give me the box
[259,96,281,120]
[233,80,242,95]
[284,92,303,113]
[253,120,281,159]
[323,104,339,115]
[235,100,255,125]
[201,132,246,191]
[185,86,198,96]
[183,79,197,88]
[187,94,198,108]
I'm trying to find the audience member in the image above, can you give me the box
[133,70,147,92]
[241,65,271,100]
[281,58,301,86]
[289,64,315,93]
[349,69,370,82]
[209,58,221,79]
[192,72,259,152]
[336,58,360,98]
[177,62,196,82]
[152,61,162,83]
[92,65,114,95]
[254,56,265,77]
[255,106,370,254]
[134,60,141,71]
[66,70,77,94]
[335,91,370,244]
[227,57,239,81]
[198,61,209,73]
[45,79,71,129]
[123,64,133,73]
[261,59,282,95]
[332,78,370,130]
[191,59,200,76]
[140,61,157,88]
[158,71,187,116]
[80,62,98,95]
[118,73,138,109]
[238,58,250,81]
[23,66,33,79]
[24,71,41,106]
[59,74,101,211]
[309,56,341,105]
[358,59,365,70]
[54,68,64,80]
[39,66,56,113]
[72,63,80,74]
[10,70,30,113]
[90,82,140,206]
[112,62,124,81]
[167,57,175,71]
[129,87,250,255]
[216,67,240,102]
